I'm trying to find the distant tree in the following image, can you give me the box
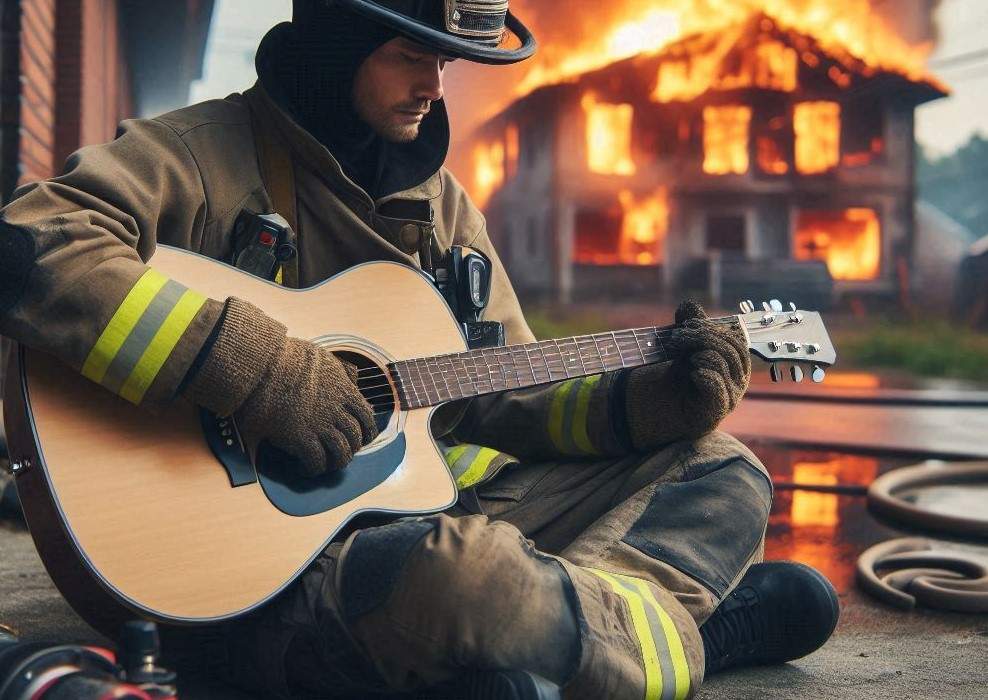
[918,134,988,238]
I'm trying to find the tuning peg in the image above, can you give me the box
[770,363,783,383]
[790,364,804,382]
[762,302,772,312]
[769,299,783,312]
[789,302,797,312]
[811,365,826,383]
[739,301,754,313]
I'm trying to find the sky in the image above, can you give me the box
[915,0,988,155]
[190,0,988,157]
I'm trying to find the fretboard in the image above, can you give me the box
[390,325,678,409]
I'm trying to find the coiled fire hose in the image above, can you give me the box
[856,462,988,612]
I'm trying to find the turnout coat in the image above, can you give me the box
[0,83,629,491]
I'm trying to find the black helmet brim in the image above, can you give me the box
[336,0,537,65]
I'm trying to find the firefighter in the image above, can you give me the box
[0,1,839,698]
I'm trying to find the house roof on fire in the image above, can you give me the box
[481,11,948,129]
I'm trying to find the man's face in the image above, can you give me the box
[353,37,449,143]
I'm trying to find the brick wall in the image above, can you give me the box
[0,0,133,203]
[14,0,55,188]
[0,0,56,202]
[55,0,132,168]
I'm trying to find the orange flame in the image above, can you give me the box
[505,123,520,178]
[573,189,668,266]
[757,136,788,174]
[795,101,841,174]
[473,140,505,209]
[703,105,751,175]
[618,188,668,265]
[582,93,637,176]
[653,33,798,103]
[511,0,937,101]
[794,208,881,281]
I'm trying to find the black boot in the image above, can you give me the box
[700,561,839,676]
[418,670,561,700]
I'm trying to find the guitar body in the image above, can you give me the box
[4,246,461,630]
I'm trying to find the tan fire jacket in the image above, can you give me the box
[0,83,629,490]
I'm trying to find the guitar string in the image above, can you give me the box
[357,315,800,411]
[352,316,759,383]
[357,321,775,395]
[363,341,681,408]
[358,340,670,401]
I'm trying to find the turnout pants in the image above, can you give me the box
[183,431,772,699]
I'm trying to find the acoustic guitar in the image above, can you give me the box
[2,246,836,633]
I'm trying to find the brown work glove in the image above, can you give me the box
[185,297,378,477]
[624,300,750,449]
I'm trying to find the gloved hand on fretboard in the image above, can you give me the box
[184,297,378,476]
[623,300,750,450]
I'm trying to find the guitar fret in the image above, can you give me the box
[393,312,764,408]
[524,343,539,384]
[422,359,443,405]
[571,337,589,375]
[438,355,463,400]
[463,354,482,395]
[588,334,606,373]
[551,339,571,379]
[451,355,475,397]
[538,341,554,381]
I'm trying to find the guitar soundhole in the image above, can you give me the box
[336,351,395,433]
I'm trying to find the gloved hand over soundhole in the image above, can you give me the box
[624,300,750,449]
[185,298,378,477]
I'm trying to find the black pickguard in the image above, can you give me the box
[200,409,406,517]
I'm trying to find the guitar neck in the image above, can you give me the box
[389,317,738,409]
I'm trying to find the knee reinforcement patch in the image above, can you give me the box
[0,221,36,317]
[623,458,772,597]
[339,518,436,623]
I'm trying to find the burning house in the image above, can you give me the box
[466,11,947,306]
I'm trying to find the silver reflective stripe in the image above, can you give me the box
[609,575,678,700]
[100,279,188,395]
[449,444,483,479]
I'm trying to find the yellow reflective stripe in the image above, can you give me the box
[442,444,470,469]
[81,269,169,384]
[118,289,207,404]
[455,446,502,489]
[587,568,663,700]
[618,574,692,700]
[548,379,577,452]
[274,266,284,285]
[572,374,601,455]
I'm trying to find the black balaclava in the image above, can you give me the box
[256,1,450,200]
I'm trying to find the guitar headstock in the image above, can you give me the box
[737,299,836,383]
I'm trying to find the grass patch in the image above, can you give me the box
[524,307,611,340]
[525,305,988,384]
[835,321,988,383]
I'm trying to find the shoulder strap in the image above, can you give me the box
[245,93,299,288]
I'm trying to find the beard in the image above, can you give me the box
[355,95,430,143]
[378,120,422,143]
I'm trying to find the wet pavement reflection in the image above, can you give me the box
[750,440,917,593]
